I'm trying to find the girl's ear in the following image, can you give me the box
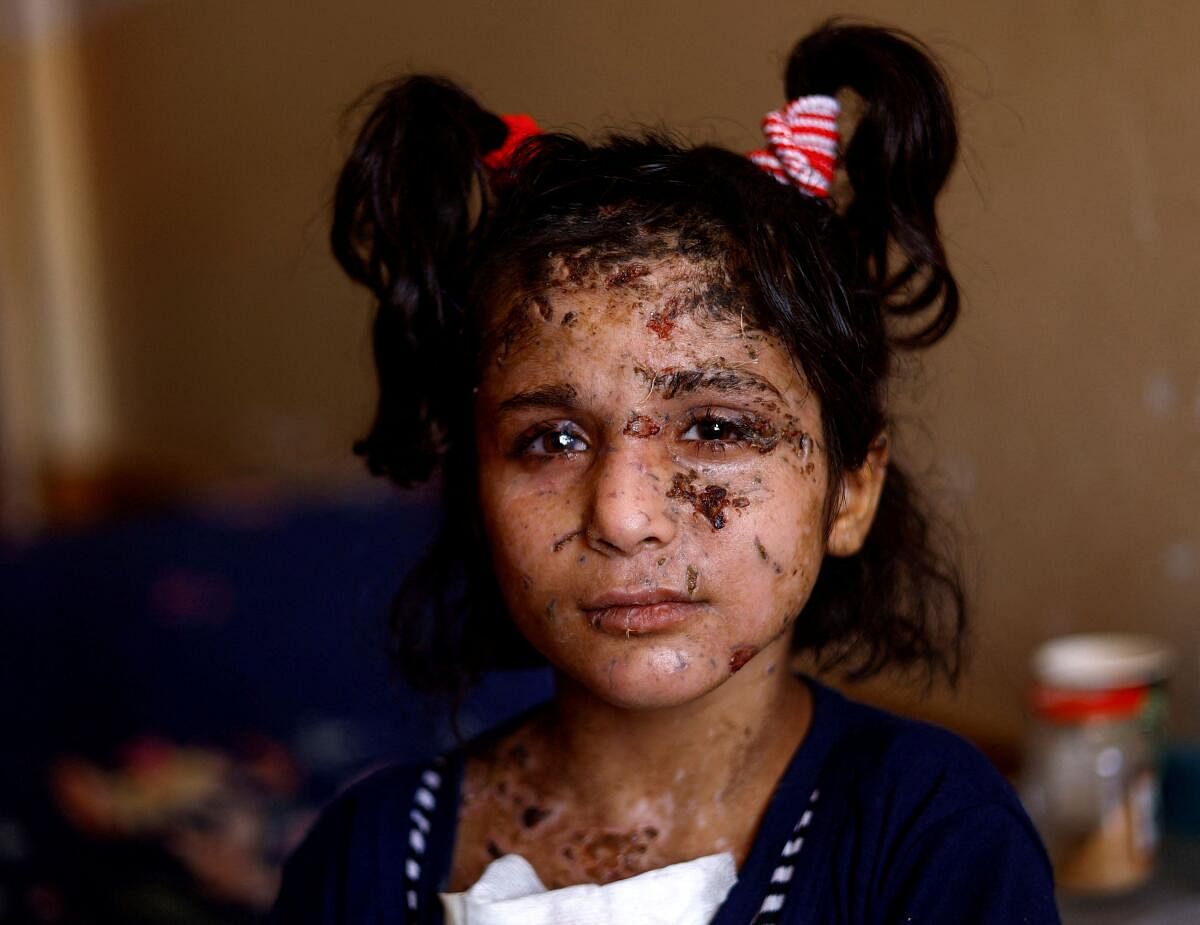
[826,436,889,557]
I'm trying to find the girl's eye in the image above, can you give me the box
[681,416,748,444]
[518,424,589,457]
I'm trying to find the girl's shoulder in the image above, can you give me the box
[809,678,1028,823]
[269,756,462,924]
[793,680,1059,923]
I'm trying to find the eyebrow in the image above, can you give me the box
[496,383,580,415]
[494,366,782,417]
[641,365,784,400]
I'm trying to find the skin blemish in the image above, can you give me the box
[605,263,650,288]
[531,294,553,322]
[785,429,814,457]
[754,538,768,561]
[522,806,551,828]
[646,312,675,340]
[578,554,587,564]
[666,472,749,530]
[623,413,661,438]
[487,839,503,860]
[559,252,591,287]
[545,598,557,622]
[552,528,584,552]
[561,311,578,327]
[566,827,662,882]
[729,646,757,674]
[686,565,698,595]
[743,417,781,454]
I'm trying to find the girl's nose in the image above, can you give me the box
[583,443,677,557]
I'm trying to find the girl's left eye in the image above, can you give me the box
[681,416,749,444]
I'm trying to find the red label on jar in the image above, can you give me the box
[1031,685,1148,723]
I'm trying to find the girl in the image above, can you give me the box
[272,21,1060,925]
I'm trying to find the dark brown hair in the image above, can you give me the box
[331,21,966,696]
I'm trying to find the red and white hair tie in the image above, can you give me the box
[748,95,840,198]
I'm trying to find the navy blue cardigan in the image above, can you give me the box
[271,679,1060,923]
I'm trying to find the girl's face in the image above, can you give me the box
[475,255,832,710]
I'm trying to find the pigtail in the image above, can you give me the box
[332,76,508,483]
[785,21,959,347]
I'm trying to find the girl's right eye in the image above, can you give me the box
[516,423,589,457]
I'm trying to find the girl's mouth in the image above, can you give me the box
[580,590,704,636]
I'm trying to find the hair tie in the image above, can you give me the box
[748,95,840,197]
[483,113,541,171]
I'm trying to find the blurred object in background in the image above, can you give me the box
[1021,635,1173,893]
[0,489,553,922]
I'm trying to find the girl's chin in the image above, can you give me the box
[562,645,735,711]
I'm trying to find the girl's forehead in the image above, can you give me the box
[482,257,809,403]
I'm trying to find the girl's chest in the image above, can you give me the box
[445,789,758,893]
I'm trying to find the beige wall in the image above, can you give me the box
[5,0,1198,743]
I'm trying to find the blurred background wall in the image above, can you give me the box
[2,0,1197,746]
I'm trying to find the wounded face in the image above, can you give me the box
[475,254,831,710]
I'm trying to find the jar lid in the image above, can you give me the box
[1032,634,1174,690]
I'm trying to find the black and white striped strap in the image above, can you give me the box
[403,760,445,922]
[751,787,820,924]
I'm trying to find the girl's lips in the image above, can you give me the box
[582,596,704,636]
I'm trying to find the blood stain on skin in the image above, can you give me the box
[605,263,650,288]
[686,565,698,595]
[646,312,675,340]
[729,646,757,674]
[552,528,584,552]
[623,413,661,437]
[754,537,768,561]
[666,472,750,530]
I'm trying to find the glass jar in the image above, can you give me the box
[1020,634,1172,894]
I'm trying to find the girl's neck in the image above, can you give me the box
[450,637,813,888]
[535,638,813,824]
